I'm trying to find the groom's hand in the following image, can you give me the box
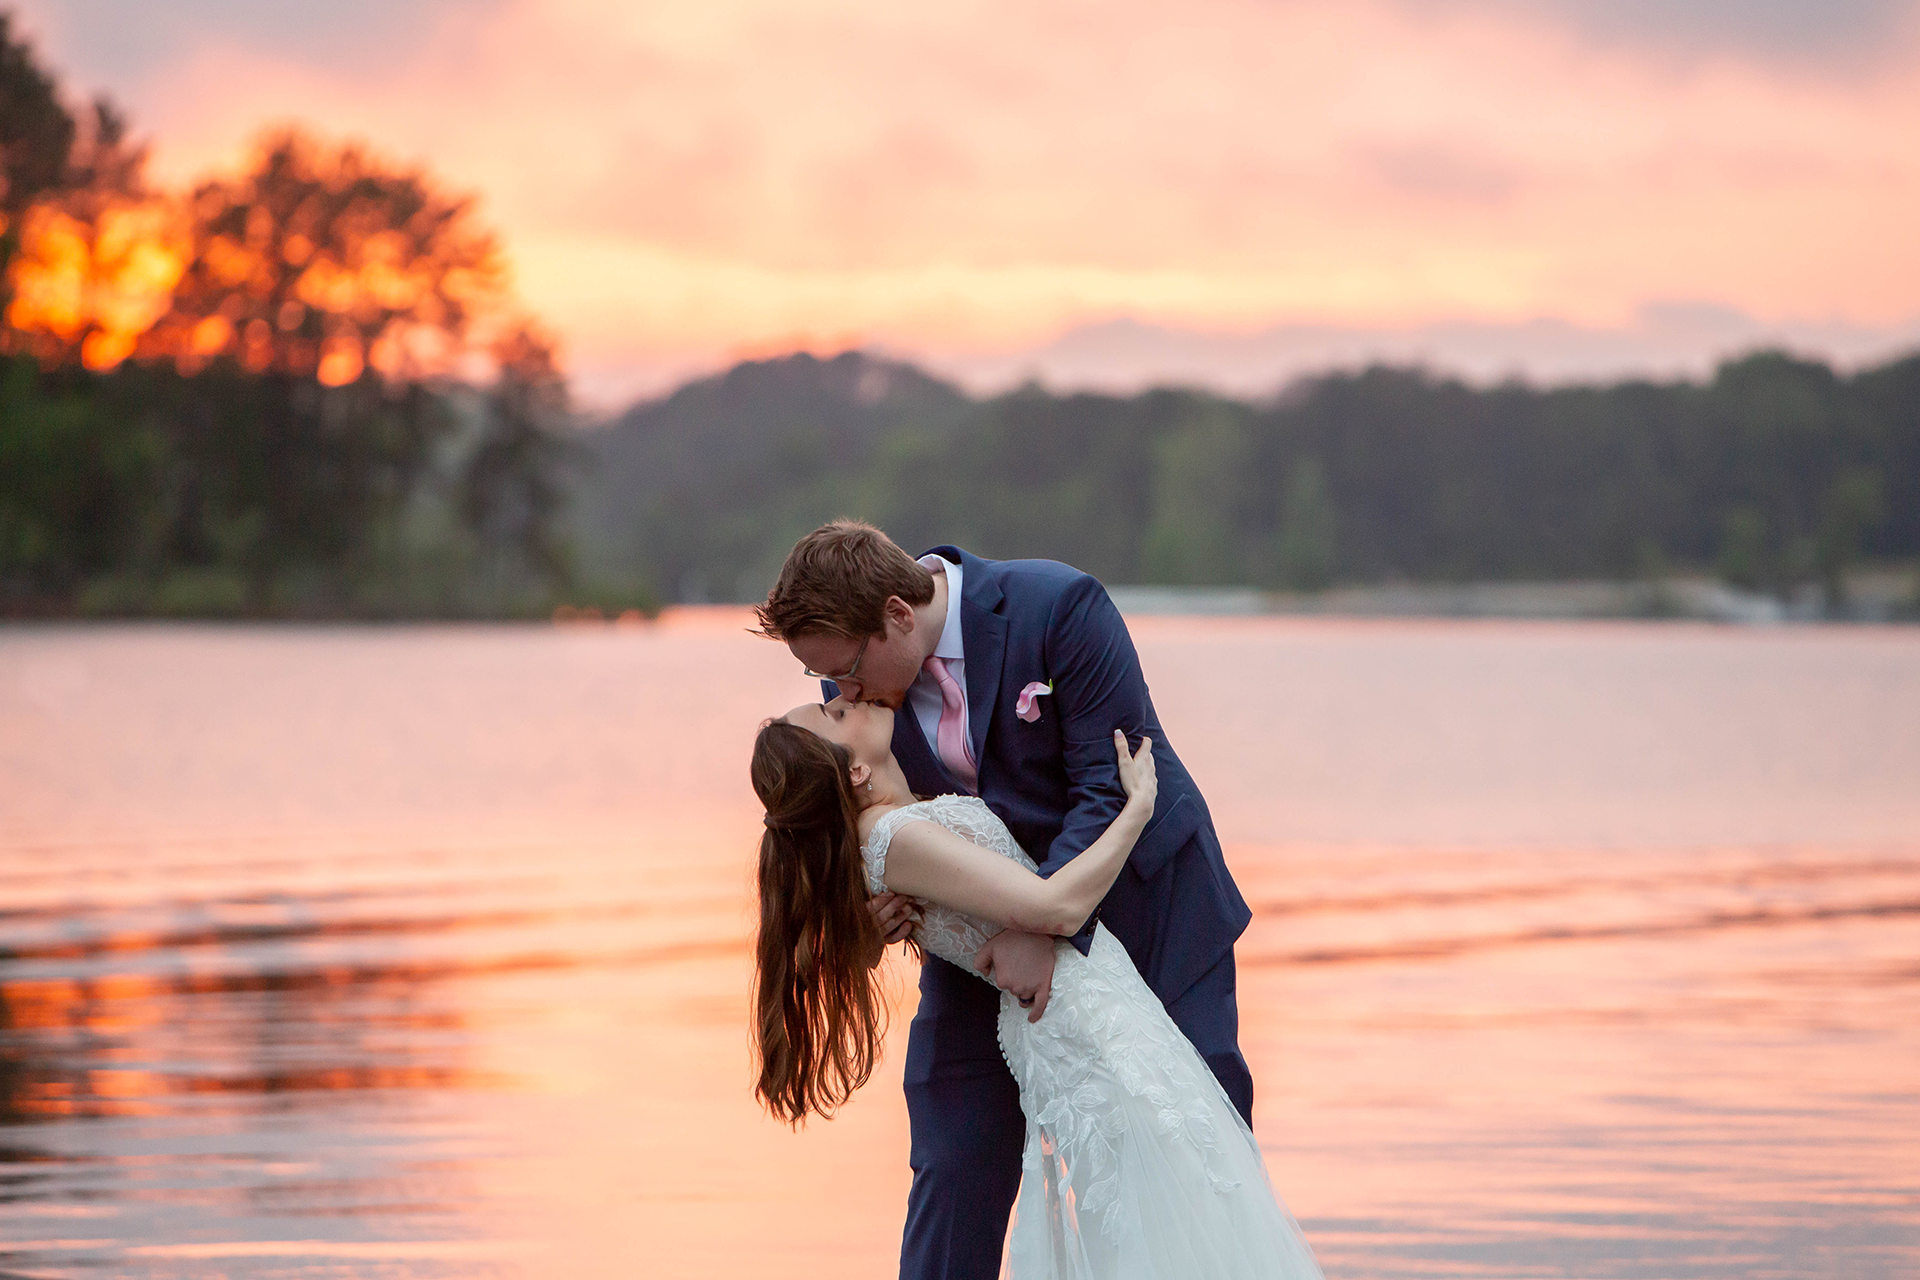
[974,930,1057,1023]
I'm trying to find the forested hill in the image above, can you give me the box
[569,348,1920,612]
[570,352,974,603]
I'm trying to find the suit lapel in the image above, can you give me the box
[954,549,1007,775]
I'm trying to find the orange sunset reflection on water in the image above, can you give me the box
[2,614,1917,1278]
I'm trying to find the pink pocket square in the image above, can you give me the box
[1015,681,1053,722]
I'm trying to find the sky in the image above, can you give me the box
[10,0,1920,406]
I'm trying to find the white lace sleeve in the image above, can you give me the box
[866,795,1029,979]
[861,804,929,895]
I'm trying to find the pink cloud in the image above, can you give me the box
[12,0,1920,401]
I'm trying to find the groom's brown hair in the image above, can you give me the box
[755,519,935,640]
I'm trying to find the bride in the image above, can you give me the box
[751,697,1324,1279]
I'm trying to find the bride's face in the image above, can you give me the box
[784,696,895,776]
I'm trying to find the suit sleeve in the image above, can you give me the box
[1032,574,1154,944]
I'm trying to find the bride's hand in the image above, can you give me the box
[868,891,920,948]
[1113,730,1156,809]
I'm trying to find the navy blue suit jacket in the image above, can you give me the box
[836,547,1252,1005]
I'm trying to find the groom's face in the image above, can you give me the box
[788,607,920,709]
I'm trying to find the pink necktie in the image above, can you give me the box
[922,656,978,792]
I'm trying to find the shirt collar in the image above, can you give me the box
[918,553,966,661]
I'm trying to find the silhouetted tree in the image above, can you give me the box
[141,128,503,385]
[458,323,572,599]
[2,17,177,369]
[3,96,179,369]
[0,12,72,221]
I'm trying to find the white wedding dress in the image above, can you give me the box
[864,795,1324,1280]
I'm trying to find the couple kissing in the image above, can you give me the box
[748,520,1322,1280]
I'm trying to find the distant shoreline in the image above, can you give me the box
[1106,570,1918,623]
[7,570,1914,627]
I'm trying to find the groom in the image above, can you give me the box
[756,520,1254,1280]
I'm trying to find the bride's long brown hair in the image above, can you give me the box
[749,719,888,1124]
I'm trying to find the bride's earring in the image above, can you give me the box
[863,780,873,792]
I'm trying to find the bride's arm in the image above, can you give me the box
[880,732,1156,936]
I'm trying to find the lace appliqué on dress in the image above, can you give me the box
[863,795,1038,985]
[1002,928,1246,1252]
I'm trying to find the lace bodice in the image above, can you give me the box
[862,794,1039,980]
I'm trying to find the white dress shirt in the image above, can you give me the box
[908,553,967,764]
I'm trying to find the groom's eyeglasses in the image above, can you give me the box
[800,634,872,683]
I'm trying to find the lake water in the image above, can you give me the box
[2,615,1917,1279]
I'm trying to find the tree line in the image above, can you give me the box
[0,13,584,618]
[572,348,1919,617]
